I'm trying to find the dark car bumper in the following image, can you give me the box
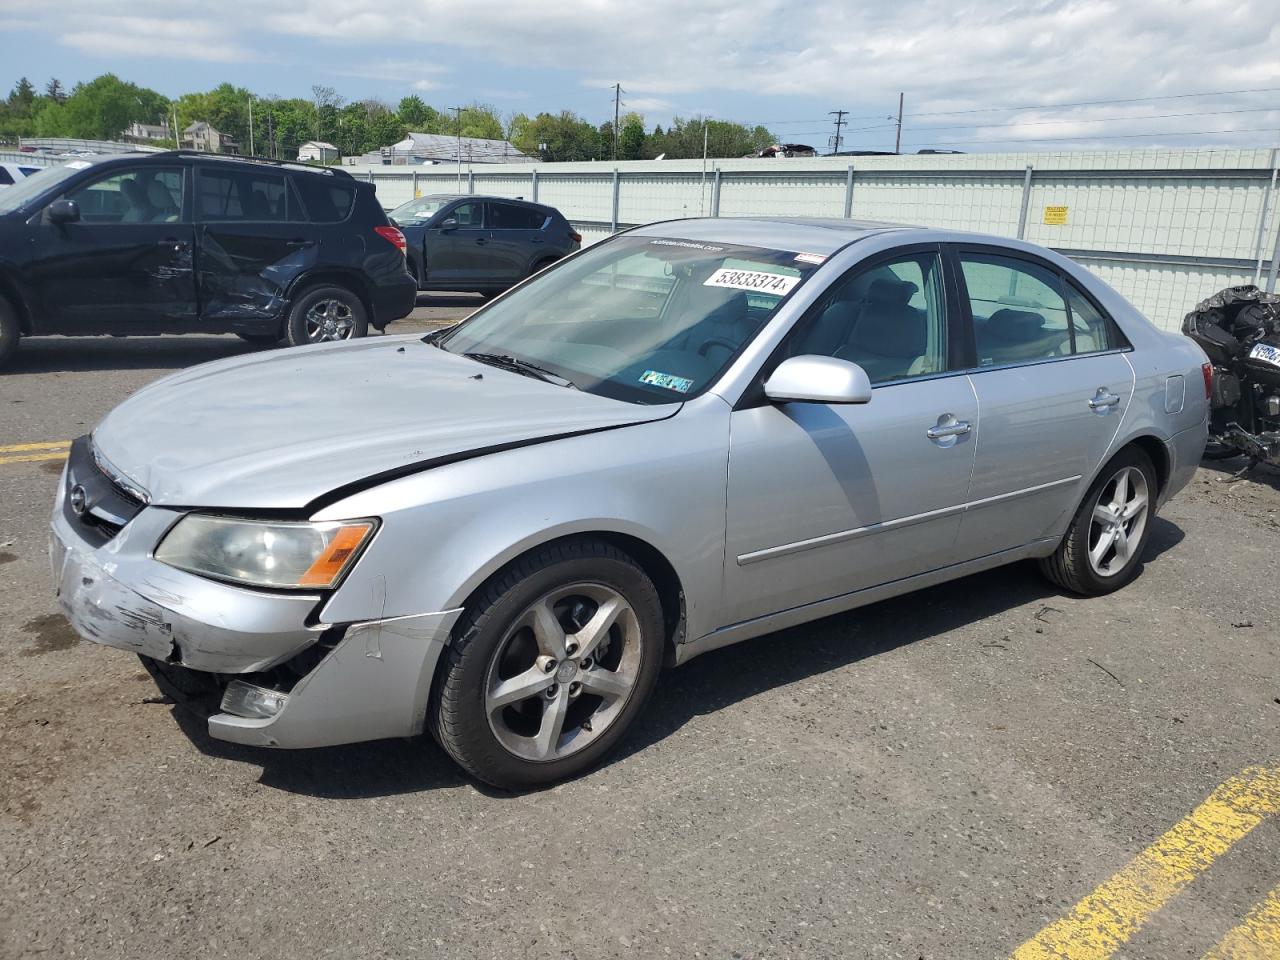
[371,274,417,329]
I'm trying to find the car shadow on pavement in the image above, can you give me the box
[415,292,486,308]
[168,518,1185,799]
[6,336,264,374]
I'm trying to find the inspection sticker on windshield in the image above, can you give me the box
[794,252,826,265]
[640,370,694,393]
[703,268,798,296]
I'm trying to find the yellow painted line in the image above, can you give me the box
[0,441,71,453]
[0,452,68,465]
[1011,766,1280,960]
[1200,885,1280,959]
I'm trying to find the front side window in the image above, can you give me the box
[448,201,484,228]
[785,252,949,384]
[65,167,185,224]
[197,168,289,222]
[438,235,819,403]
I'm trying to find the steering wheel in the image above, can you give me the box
[697,336,739,358]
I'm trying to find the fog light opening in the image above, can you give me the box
[220,680,289,720]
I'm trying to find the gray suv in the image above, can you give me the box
[389,194,581,297]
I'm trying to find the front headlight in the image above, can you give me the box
[154,515,377,590]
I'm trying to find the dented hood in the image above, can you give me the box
[92,336,677,510]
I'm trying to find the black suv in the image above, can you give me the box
[388,194,581,297]
[0,151,417,367]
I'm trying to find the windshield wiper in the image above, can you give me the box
[461,351,578,389]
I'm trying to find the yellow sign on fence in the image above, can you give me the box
[1043,205,1068,225]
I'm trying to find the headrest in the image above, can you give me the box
[703,290,749,328]
[867,278,917,307]
[986,309,1046,343]
[120,178,145,201]
[146,180,175,209]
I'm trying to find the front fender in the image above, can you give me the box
[315,396,733,644]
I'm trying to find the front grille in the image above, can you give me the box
[64,436,146,546]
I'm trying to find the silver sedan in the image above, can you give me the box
[50,219,1210,788]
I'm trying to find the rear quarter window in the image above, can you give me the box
[292,175,356,223]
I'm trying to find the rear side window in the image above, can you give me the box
[291,175,355,223]
[197,168,290,222]
[0,169,13,186]
[1065,284,1122,353]
[960,254,1071,366]
[488,202,546,230]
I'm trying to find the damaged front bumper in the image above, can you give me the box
[50,480,462,749]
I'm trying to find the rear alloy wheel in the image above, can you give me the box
[431,539,664,789]
[1039,447,1157,595]
[285,285,369,346]
[0,295,20,369]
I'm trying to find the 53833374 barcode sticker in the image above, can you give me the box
[703,268,799,296]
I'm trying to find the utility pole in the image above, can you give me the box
[612,82,622,160]
[451,106,463,194]
[172,103,180,149]
[828,109,848,155]
[248,95,255,157]
[894,92,904,154]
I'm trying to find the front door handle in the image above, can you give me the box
[158,238,190,253]
[1089,388,1121,410]
[927,415,972,441]
[474,237,488,246]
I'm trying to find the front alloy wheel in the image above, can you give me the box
[431,538,664,789]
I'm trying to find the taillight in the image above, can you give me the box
[1201,362,1213,401]
[374,225,407,254]
[569,230,582,244]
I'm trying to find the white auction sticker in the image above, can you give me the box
[703,268,798,296]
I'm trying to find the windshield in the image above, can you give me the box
[438,235,820,404]
[0,162,85,215]
[390,196,452,225]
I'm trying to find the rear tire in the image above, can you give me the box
[285,284,368,347]
[0,295,21,369]
[530,256,559,276]
[430,538,665,790]
[1038,446,1157,596]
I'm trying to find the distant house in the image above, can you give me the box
[181,121,240,155]
[355,132,533,166]
[297,141,339,164]
[124,121,172,144]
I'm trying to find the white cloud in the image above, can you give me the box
[9,0,1280,146]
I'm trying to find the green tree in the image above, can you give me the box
[510,111,601,161]
[619,113,646,160]
[45,78,67,103]
[36,74,168,140]
[397,95,444,132]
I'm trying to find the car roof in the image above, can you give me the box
[627,217,912,255]
[420,193,548,208]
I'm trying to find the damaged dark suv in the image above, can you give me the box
[0,151,417,368]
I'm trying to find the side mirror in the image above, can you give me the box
[47,199,80,225]
[439,218,458,232]
[763,355,873,404]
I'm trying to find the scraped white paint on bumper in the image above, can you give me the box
[208,608,463,748]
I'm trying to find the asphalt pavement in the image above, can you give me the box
[1,297,1277,959]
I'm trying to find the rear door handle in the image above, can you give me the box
[158,238,190,253]
[284,238,314,248]
[474,238,488,245]
[1089,389,1121,410]
[927,416,972,440]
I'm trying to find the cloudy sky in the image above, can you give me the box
[2,0,1279,151]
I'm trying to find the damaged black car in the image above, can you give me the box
[0,151,417,368]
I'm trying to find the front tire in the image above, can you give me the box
[0,295,21,369]
[285,284,368,346]
[430,539,665,790]
[1039,446,1157,595]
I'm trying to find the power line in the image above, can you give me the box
[755,85,1280,127]
[900,126,1280,147]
